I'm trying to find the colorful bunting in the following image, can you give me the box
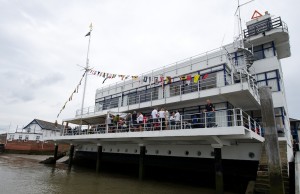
[194,75,200,83]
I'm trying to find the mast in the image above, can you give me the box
[80,23,93,131]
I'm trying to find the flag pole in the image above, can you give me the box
[79,23,93,133]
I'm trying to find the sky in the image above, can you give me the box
[0,0,299,133]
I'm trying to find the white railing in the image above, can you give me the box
[75,71,259,117]
[64,108,262,137]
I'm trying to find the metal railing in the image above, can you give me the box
[243,16,288,38]
[75,70,259,117]
[64,108,262,137]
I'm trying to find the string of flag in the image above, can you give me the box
[88,69,209,85]
[57,71,86,118]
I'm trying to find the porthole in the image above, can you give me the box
[249,152,255,158]
[168,150,172,155]
[197,151,201,156]
[155,150,159,154]
[185,151,189,156]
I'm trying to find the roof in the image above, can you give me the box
[23,119,63,131]
[290,118,300,122]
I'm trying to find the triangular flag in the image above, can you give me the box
[85,31,91,37]
[180,75,187,81]
[194,75,200,83]
[202,73,209,80]
[166,76,172,84]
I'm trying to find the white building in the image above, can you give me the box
[7,119,62,142]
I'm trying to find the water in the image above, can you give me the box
[0,154,234,194]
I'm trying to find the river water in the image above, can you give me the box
[0,154,234,194]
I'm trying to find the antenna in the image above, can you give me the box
[234,0,254,49]
[79,23,93,132]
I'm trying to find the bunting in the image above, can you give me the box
[57,71,86,118]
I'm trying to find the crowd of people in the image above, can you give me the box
[104,99,215,132]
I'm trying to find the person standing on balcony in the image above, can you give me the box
[174,110,181,129]
[165,109,170,130]
[151,108,158,124]
[158,108,166,130]
[204,99,215,128]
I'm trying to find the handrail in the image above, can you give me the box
[243,16,288,38]
[96,46,228,93]
[64,108,263,137]
[76,70,259,117]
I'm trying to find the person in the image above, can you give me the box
[204,99,215,127]
[158,108,166,130]
[151,108,158,124]
[165,109,170,130]
[137,112,144,131]
[113,114,120,125]
[132,111,137,129]
[174,110,180,127]
[169,112,176,128]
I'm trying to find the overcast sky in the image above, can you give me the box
[0,0,299,133]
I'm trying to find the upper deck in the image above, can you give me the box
[68,45,261,122]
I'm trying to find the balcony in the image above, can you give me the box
[51,108,264,144]
[74,69,260,119]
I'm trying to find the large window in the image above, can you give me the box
[253,42,275,60]
[256,70,280,92]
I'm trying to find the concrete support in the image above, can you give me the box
[214,147,224,194]
[68,144,75,169]
[96,145,102,173]
[259,86,285,194]
[139,145,146,180]
[53,144,58,163]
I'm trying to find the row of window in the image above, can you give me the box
[8,135,40,142]
[256,70,281,92]
[95,65,225,111]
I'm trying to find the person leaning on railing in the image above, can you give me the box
[204,99,215,128]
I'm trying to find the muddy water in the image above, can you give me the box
[0,154,234,194]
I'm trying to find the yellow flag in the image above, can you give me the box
[194,74,200,83]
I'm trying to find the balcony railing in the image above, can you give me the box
[76,69,259,117]
[64,108,262,137]
[243,16,288,38]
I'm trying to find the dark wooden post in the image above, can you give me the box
[139,145,146,180]
[68,144,75,169]
[214,147,224,194]
[259,86,285,194]
[96,144,102,173]
[53,143,58,163]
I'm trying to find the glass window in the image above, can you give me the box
[267,71,276,79]
[25,135,29,142]
[257,73,265,81]
[18,135,22,141]
[256,70,280,92]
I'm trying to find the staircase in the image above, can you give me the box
[254,141,290,194]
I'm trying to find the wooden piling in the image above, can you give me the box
[214,147,224,194]
[259,86,285,194]
[53,144,58,163]
[96,144,102,173]
[68,144,74,169]
[139,145,146,180]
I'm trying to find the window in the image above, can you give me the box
[8,135,14,141]
[18,135,22,141]
[256,70,280,92]
[252,42,275,60]
[24,135,29,142]
[36,136,40,142]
